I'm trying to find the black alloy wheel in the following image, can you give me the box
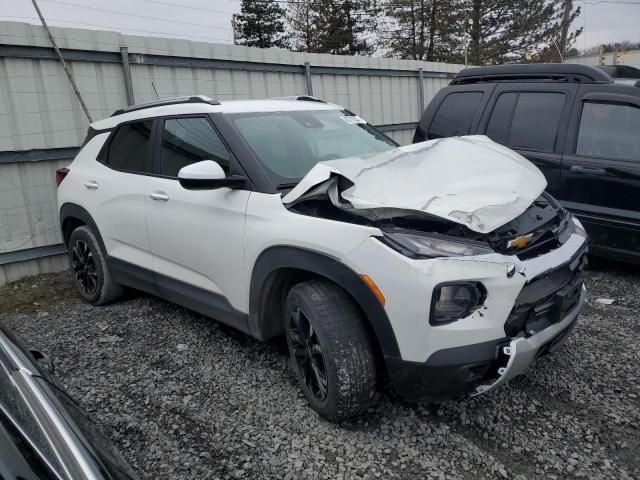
[71,239,98,296]
[288,307,329,401]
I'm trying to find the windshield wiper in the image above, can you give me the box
[277,182,299,190]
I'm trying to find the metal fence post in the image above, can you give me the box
[304,61,314,96]
[418,67,425,113]
[120,46,135,106]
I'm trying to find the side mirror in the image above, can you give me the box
[178,160,246,190]
[29,349,55,375]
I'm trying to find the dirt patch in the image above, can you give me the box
[0,271,78,314]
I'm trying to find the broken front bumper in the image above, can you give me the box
[385,283,586,402]
[472,283,586,396]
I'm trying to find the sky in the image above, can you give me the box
[0,0,639,54]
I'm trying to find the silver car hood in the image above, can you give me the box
[282,135,547,234]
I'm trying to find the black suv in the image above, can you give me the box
[415,63,640,263]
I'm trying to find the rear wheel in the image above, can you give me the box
[68,226,123,305]
[284,280,378,421]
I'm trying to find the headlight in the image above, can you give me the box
[383,231,493,259]
[430,282,485,325]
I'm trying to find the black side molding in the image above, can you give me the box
[59,203,106,251]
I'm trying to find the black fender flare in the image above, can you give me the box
[248,245,401,358]
[59,203,106,252]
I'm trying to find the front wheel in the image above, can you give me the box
[68,225,123,305]
[284,280,378,421]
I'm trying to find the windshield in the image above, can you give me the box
[228,110,398,186]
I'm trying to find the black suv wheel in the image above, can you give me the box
[68,226,123,305]
[284,280,378,420]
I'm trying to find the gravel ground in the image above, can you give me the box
[1,264,639,480]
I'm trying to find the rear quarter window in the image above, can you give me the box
[104,121,154,174]
[427,92,484,140]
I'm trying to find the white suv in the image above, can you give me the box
[57,95,588,420]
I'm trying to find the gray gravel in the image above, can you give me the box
[1,265,639,480]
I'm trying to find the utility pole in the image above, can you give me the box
[31,0,93,122]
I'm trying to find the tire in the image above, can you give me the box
[68,225,123,305]
[284,280,378,421]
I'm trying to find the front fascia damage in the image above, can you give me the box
[282,135,548,235]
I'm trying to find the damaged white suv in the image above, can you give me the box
[57,95,588,420]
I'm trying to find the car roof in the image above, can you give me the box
[91,97,343,131]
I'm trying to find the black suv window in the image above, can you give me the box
[106,121,153,173]
[576,101,640,162]
[160,117,230,177]
[486,92,565,152]
[428,92,483,139]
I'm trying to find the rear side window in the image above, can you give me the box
[106,121,153,173]
[485,92,565,152]
[427,92,483,140]
[160,117,231,177]
[576,102,640,162]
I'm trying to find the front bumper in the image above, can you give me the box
[386,284,586,402]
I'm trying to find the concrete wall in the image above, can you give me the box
[0,21,464,285]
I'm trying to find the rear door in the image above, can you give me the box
[476,83,577,197]
[561,88,640,259]
[87,120,155,271]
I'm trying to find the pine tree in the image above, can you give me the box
[382,0,461,61]
[233,0,287,49]
[537,0,582,62]
[287,0,377,55]
[465,0,566,65]
[287,0,320,52]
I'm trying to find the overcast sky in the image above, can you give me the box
[0,0,638,54]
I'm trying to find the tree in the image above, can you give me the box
[287,0,377,55]
[464,0,568,65]
[232,0,287,49]
[287,0,320,52]
[381,0,462,61]
[535,0,582,62]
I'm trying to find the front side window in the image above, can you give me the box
[576,101,640,162]
[106,121,153,173]
[160,117,230,177]
[427,92,484,140]
[230,110,396,183]
[485,92,565,152]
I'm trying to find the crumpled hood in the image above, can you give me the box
[282,135,547,234]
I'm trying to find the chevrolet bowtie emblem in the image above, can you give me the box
[507,233,534,249]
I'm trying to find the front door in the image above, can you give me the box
[144,115,250,327]
[561,89,640,259]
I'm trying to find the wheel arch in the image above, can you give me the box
[248,245,401,359]
[59,203,106,253]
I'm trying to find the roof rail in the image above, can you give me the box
[111,95,221,117]
[270,95,327,103]
[451,63,613,85]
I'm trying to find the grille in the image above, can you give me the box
[504,249,587,338]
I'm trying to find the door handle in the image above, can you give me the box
[150,192,169,202]
[83,181,99,190]
[569,165,607,175]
